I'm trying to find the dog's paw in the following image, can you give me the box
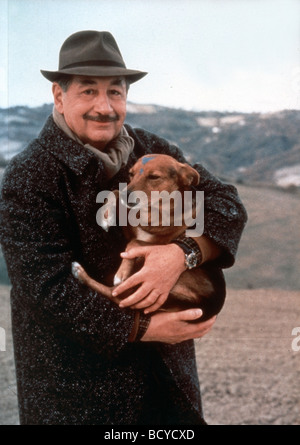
[100,220,110,232]
[113,274,123,286]
[72,262,85,282]
[72,261,80,278]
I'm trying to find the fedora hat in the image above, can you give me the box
[41,30,147,84]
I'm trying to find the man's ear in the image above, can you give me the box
[179,164,200,187]
[52,83,64,114]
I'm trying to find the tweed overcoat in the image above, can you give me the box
[0,116,247,425]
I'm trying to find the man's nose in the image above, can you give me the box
[93,93,113,114]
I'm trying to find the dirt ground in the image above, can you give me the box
[0,286,299,425]
[198,288,300,425]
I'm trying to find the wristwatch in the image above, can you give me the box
[171,236,202,270]
[183,250,199,270]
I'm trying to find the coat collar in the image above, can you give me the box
[38,115,104,176]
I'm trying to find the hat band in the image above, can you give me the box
[61,60,126,70]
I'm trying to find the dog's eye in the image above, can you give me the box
[148,174,161,180]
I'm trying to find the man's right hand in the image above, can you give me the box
[141,309,216,344]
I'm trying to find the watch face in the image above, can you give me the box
[185,251,198,269]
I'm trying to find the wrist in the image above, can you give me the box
[128,311,151,342]
[140,312,166,342]
[168,243,186,273]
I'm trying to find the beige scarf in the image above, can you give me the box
[53,107,134,179]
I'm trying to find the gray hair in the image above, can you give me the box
[56,75,74,92]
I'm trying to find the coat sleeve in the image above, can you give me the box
[0,153,136,356]
[193,163,247,268]
[129,126,248,268]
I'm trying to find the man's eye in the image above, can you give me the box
[84,89,95,95]
[110,89,121,96]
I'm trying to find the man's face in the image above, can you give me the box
[53,76,128,150]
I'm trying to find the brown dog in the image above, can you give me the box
[72,154,226,322]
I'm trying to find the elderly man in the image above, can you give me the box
[0,31,247,425]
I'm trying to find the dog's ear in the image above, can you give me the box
[179,163,200,187]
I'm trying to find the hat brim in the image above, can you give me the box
[40,66,147,84]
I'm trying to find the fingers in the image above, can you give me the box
[120,246,149,260]
[141,311,217,344]
[181,310,216,327]
[174,311,217,340]
[143,293,169,314]
[112,248,149,297]
[118,283,150,308]
[119,285,161,310]
[176,308,203,321]
[112,271,142,297]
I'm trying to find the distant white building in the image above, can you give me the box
[274,165,300,188]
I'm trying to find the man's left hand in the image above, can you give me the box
[112,244,186,313]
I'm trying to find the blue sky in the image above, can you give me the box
[0,0,299,112]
